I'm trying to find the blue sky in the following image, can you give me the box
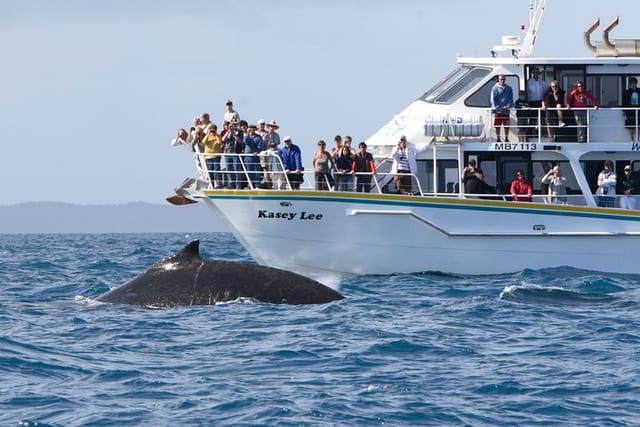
[1,0,635,205]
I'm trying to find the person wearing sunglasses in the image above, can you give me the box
[491,75,514,142]
[510,170,533,202]
[566,80,599,142]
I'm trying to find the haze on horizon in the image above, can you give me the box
[1,0,634,206]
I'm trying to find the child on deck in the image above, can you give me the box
[514,90,532,142]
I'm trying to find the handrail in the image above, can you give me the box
[195,152,424,194]
[484,106,640,143]
[193,152,640,211]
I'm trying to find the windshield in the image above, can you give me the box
[422,66,492,104]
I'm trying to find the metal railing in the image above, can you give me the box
[486,107,640,143]
[194,152,426,194]
[191,153,640,210]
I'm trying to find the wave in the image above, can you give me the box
[499,284,617,306]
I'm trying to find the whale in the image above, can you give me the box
[95,240,344,307]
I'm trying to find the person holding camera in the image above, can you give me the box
[223,120,244,189]
[541,164,567,204]
[391,135,417,194]
[462,159,486,195]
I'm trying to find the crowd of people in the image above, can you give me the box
[171,100,387,192]
[171,100,305,190]
[490,69,640,143]
[461,157,638,209]
[171,100,639,208]
[494,71,601,143]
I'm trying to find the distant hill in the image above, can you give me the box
[0,202,226,233]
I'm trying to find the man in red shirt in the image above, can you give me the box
[510,170,533,202]
[566,81,599,142]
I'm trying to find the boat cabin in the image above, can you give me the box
[365,17,640,209]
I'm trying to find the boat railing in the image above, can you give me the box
[483,106,640,143]
[192,153,640,209]
[194,152,426,194]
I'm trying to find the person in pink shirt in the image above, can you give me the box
[566,80,599,142]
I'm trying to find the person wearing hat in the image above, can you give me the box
[595,160,617,207]
[391,135,417,194]
[621,164,639,210]
[256,119,267,140]
[263,120,281,150]
[241,124,263,188]
[223,100,240,123]
[280,136,304,190]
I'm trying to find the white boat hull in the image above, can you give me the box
[201,190,640,275]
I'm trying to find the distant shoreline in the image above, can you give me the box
[0,202,225,234]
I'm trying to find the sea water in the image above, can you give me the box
[1,233,639,426]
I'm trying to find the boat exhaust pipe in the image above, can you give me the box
[584,16,640,57]
[583,18,599,53]
[602,16,619,50]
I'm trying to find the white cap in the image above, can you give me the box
[283,136,292,142]
[258,119,265,125]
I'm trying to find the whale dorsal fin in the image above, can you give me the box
[172,240,202,261]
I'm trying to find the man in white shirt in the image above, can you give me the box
[223,100,240,123]
[526,67,548,137]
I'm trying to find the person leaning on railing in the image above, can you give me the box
[352,142,376,193]
[334,146,354,192]
[510,170,532,202]
[280,136,304,190]
[541,80,566,138]
[260,142,283,190]
[566,81,598,143]
[311,140,335,191]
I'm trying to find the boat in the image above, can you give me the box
[170,0,640,276]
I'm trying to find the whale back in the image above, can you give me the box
[96,240,344,307]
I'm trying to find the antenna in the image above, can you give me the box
[519,0,547,57]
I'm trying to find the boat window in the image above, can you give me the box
[422,66,491,104]
[420,159,459,193]
[465,75,519,108]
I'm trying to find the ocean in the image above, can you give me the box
[1,232,639,426]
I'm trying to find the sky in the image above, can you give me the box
[1,0,637,205]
